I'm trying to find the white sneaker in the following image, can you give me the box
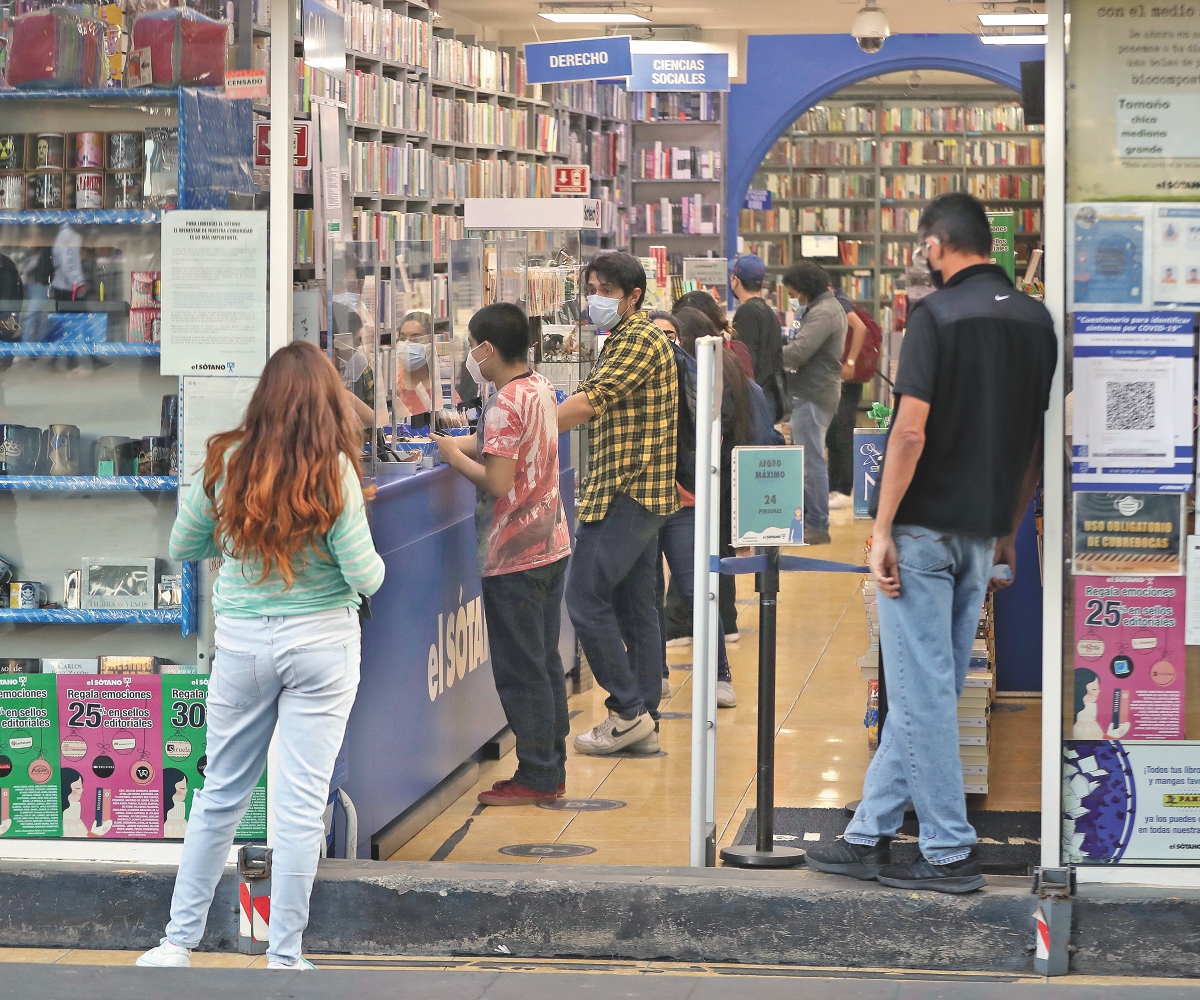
[573,711,655,756]
[725,632,740,644]
[829,492,853,510]
[716,680,737,708]
[661,677,671,699]
[268,956,317,970]
[627,728,660,754]
[665,637,691,648]
[136,938,192,968]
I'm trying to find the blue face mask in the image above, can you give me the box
[398,340,428,371]
[587,294,623,332]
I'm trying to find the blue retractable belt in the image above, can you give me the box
[711,554,867,575]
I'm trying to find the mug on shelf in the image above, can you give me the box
[96,436,131,476]
[0,173,23,210]
[0,424,41,476]
[27,171,63,210]
[138,435,171,476]
[74,171,103,209]
[75,132,104,169]
[36,133,65,169]
[47,424,81,476]
[116,440,141,475]
[0,134,25,170]
[107,132,142,171]
[112,171,143,209]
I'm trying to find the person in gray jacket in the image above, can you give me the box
[782,262,847,544]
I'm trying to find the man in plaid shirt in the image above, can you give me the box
[558,252,679,755]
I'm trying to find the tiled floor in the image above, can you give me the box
[391,507,1042,866]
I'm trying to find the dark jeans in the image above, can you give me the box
[482,557,569,793]
[826,380,862,497]
[566,493,667,721]
[656,506,731,683]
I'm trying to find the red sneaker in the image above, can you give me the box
[478,782,558,806]
[492,778,566,797]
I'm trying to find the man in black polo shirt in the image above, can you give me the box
[806,193,1056,893]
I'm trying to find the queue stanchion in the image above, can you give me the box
[719,545,804,868]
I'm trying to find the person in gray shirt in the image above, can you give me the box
[782,262,847,544]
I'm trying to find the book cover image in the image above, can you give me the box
[162,676,266,840]
[57,675,164,838]
[0,675,61,837]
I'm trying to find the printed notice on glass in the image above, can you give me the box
[180,377,258,486]
[1069,203,1149,310]
[1186,536,1200,645]
[161,211,268,377]
[1071,312,1194,492]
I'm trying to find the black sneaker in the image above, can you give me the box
[806,528,832,545]
[876,848,986,894]
[803,837,892,880]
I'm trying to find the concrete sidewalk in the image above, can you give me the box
[3,860,1200,978]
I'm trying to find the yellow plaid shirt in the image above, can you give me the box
[577,309,680,523]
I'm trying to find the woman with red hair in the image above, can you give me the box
[138,340,385,972]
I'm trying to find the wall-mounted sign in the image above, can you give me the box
[627,51,729,92]
[988,211,1015,281]
[224,69,267,101]
[524,36,632,85]
[1072,492,1185,577]
[743,189,772,211]
[303,0,346,82]
[254,121,311,169]
[552,165,590,196]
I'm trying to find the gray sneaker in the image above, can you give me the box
[716,680,737,708]
[626,728,660,754]
[573,711,655,756]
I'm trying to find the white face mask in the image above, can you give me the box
[587,293,623,332]
[465,341,492,389]
[398,340,427,371]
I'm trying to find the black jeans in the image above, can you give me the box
[719,471,738,635]
[482,557,569,793]
[826,380,862,497]
[566,493,667,721]
[656,506,731,683]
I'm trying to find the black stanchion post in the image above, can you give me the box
[720,547,804,868]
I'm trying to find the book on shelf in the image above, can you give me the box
[632,196,722,235]
[778,137,876,167]
[631,92,717,122]
[634,143,723,180]
[839,239,873,266]
[795,104,876,133]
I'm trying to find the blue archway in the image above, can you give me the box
[725,33,1046,257]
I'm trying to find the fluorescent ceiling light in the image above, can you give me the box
[980,32,1047,43]
[979,12,1049,25]
[539,11,650,22]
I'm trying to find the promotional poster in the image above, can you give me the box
[0,675,61,837]
[1073,576,1186,741]
[1064,740,1200,865]
[58,674,163,839]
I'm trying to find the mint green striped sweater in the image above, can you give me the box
[169,455,385,618]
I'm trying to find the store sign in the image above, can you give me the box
[523,36,632,84]
[303,0,346,82]
[743,189,772,211]
[1072,576,1185,740]
[1068,0,1200,200]
[224,68,268,101]
[1072,492,1185,576]
[681,258,728,307]
[853,428,887,520]
[1064,740,1200,865]
[732,446,805,546]
[627,51,729,92]
[254,121,312,168]
[552,165,590,196]
[1071,312,1194,493]
[161,211,269,378]
[988,211,1015,281]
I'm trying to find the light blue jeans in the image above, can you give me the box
[164,607,360,966]
[789,397,834,533]
[844,526,994,863]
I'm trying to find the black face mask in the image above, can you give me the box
[927,257,945,289]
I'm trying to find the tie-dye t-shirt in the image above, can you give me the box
[475,370,572,577]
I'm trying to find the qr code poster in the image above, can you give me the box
[1073,492,1185,577]
[1072,312,1195,493]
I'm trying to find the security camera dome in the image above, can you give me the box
[852,2,890,53]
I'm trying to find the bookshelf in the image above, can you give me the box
[741,80,1044,326]
[630,91,727,275]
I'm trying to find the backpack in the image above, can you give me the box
[848,307,882,383]
[672,342,698,495]
[747,378,785,446]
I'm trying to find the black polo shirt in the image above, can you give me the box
[893,263,1057,537]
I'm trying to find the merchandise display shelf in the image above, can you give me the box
[0,608,184,625]
[0,210,163,226]
[0,343,159,357]
[0,476,178,491]
[0,88,181,102]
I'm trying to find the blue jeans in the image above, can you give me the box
[482,557,569,793]
[789,397,834,533]
[567,493,668,720]
[165,608,360,966]
[655,506,731,683]
[843,526,994,864]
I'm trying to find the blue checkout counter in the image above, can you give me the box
[342,436,575,859]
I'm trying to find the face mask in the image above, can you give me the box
[927,257,945,289]
[398,340,427,371]
[465,341,492,388]
[587,294,623,332]
[788,298,800,313]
